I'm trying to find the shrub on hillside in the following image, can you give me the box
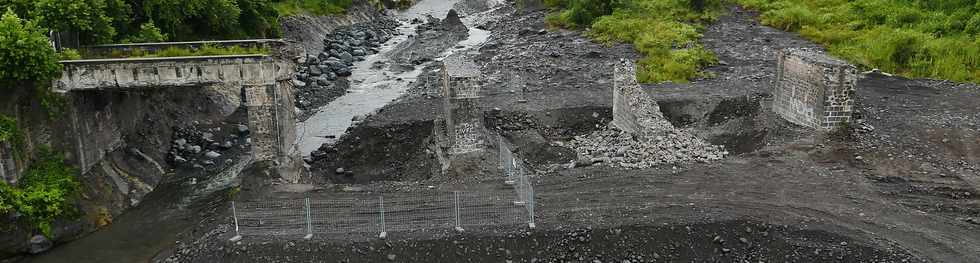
[548,0,721,83]
[0,9,61,82]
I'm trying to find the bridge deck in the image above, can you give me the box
[55,54,291,91]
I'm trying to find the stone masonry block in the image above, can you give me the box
[772,48,858,131]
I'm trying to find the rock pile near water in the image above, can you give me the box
[293,19,400,114]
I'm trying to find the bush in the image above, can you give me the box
[272,0,353,16]
[550,0,721,83]
[546,0,618,28]
[126,21,168,43]
[58,49,82,61]
[0,9,61,82]
[1,149,80,237]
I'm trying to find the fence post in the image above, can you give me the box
[378,195,387,239]
[304,198,313,240]
[454,191,464,232]
[229,201,243,242]
[528,182,536,229]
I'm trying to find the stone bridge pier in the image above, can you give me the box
[55,52,299,178]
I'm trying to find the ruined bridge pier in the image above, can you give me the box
[54,54,298,170]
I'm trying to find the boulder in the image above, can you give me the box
[205,151,222,159]
[336,67,352,77]
[28,235,52,254]
[316,77,331,86]
[352,49,366,56]
[339,51,354,63]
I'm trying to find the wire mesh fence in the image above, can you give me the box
[231,188,531,240]
[228,135,534,240]
[500,135,535,228]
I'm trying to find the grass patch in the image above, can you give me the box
[92,44,270,59]
[735,0,980,83]
[546,0,722,83]
[273,0,354,16]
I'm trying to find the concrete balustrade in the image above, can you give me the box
[55,55,291,92]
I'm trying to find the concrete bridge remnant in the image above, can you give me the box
[611,59,675,135]
[433,55,493,176]
[54,40,298,170]
[773,48,858,130]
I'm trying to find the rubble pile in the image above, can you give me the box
[167,123,250,171]
[565,125,727,169]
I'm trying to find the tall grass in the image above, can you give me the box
[546,0,722,83]
[736,0,980,83]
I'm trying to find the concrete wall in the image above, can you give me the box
[55,55,289,92]
[244,81,297,164]
[773,48,858,130]
[611,60,674,135]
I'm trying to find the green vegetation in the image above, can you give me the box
[736,0,980,82]
[96,44,269,59]
[0,117,80,237]
[1,150,81,237]
[545,0,722,83]
[58,49,82,61]
[136,45,269,58]
[0,115,19,147]
[0,10,62,83]
[0,0,342,83]
[273,0,352,16]
[125,21,167,43]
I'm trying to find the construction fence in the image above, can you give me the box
[227,135,534,240]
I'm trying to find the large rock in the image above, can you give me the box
[336,67,352,77]
[339,52,354,63]
[28,235,52,254]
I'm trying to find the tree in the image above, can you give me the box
[0,0,32,17]
[32,0,117,43]
[126,20,167,43]
[0,9,61,82]
[140,0,241,40]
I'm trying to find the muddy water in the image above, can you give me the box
[295,0,496,155]
[25,157,252,263]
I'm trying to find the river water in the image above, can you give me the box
[295,0,495,155]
